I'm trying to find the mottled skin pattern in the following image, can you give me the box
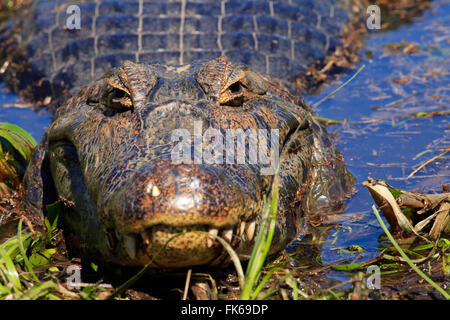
[0,0,357,268]
[22,57,354,267]
[0,0,352,104]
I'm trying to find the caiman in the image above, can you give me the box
[0,0,356,268]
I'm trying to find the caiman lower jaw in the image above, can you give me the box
[113,218,258,268]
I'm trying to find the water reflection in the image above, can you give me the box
[0,83,51,141]
[289,1,449,282]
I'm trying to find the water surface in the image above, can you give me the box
[0,0,448,289]
[296,0,449,284]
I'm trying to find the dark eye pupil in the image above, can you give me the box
[229,82,241,93]
[112,89,127,99]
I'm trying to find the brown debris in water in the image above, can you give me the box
[293,0,434,96]
[363,177,450,240]
[382,41,421,55]
[293,17,365,94]
[0,0,29,22]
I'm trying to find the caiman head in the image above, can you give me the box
[22,57,353,268]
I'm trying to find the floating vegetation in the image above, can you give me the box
[397,110,450,119]
[382,40,421,55]
[371,206,450,300]
[363,178,449,239]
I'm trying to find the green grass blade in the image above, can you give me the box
[0,122,37,161]
[312,64,366,108]
[251,267,284,299]
[372,205,450,299]
[17,219,39,282]
[16,281,57,300]
[241,183,279,300]
[0,247,22,291]
[0,232,32,259]
[257,288,278,300]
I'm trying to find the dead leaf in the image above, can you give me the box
[429,202,450,240]
[363,178,450,241]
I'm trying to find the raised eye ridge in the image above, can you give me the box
[194,57,268,108]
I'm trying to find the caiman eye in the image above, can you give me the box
[219,70,268,107]
[106,87,133,112]
[195,57,267,108]
[229,82,242,94]
[86,77,133,115]
[220,81,246,106]
[100,78,133,114]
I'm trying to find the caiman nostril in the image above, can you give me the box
[111,161,251,233]
[146,184,160,197]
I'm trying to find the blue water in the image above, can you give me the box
[0,0,448,286]
[0,85,51,142]
[301,1,450,283]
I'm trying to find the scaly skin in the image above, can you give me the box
[21,57,354,268]
[0,0,357,268]
[0,0,352,106]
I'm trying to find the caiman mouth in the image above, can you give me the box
[113,218,257,267]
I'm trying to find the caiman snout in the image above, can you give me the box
[103,162,251,267]
[111,163,246,232]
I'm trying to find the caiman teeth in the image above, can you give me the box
[222,229,233,243]
[245,220,256,241]
[141,231,151,246]
[240,221,246,237]
[124,234,136,260]
[207,228,218,248]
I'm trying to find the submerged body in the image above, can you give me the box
[1,0,355,268]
